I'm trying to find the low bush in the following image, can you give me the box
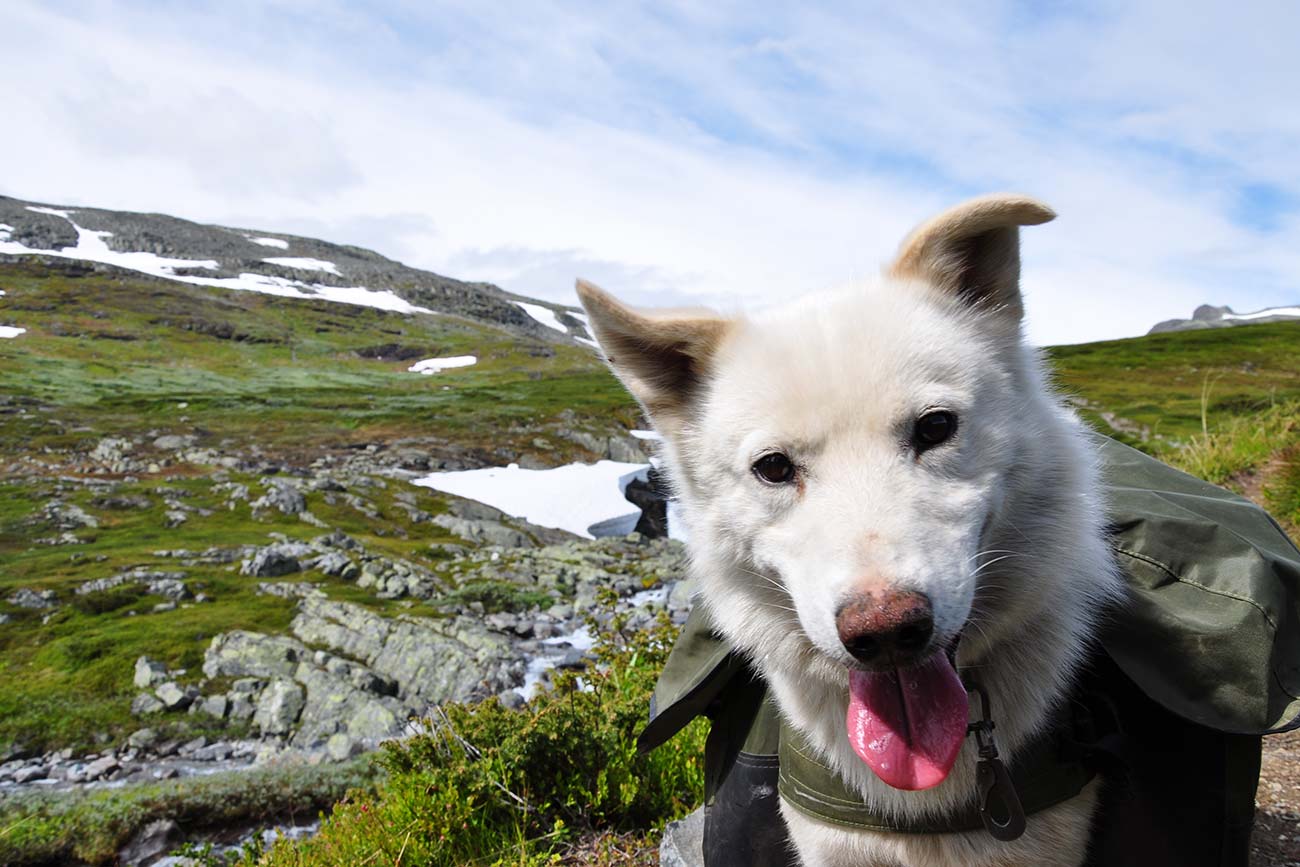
[246,598,706,866]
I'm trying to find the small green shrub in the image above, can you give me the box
[437,580,556,614]
[250,601,706,866]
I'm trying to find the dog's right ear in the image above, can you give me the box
[576,279,733,433]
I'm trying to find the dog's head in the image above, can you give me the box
[580,195,1068,789]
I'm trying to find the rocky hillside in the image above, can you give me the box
[1149,302,1300,334]
[0,195,585,341]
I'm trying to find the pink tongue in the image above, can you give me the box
[846,653,969,790]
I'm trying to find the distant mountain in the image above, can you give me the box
[0,194,586,341]
[1149,303,1300,334]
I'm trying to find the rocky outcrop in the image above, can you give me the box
[1149,302,1300,334]
[291,597,516,704]
[202,631,305,680]
[7,588,57,609]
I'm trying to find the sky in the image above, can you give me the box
[3,1,1299,345]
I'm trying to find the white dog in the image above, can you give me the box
[578,195,1125,867]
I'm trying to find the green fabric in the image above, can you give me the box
[1097,436,1300,734]
[777,713,1094,833]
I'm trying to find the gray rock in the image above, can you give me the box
[83,755,120,781]
[127,728,158,750]
[290,596,515,705]
[7,588,57,609]
[152,434,197,450]
[131,693,165,715]
[227,694,256,721]
[432,514,532,548]
[251,480,306,515]
[313,551,359,580]
[253,679,305,735]
[43,500,100,529]
[203,631,306,679]
[240,546,304,578]
[498,690,526,710]
[13,765,48,784]
[326,733,358,762]
[230,677,264,694]
[659,807,705,867]
[155,681,193,711]
[291,662,405,746]
[178,736,208,755]
[193,742,233,761]
[164,509,188,528]
[119,818,182,866]
[198,695,229,718]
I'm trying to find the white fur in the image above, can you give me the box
[581,206,1125,867]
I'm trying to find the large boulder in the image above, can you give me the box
[290,661,407,747]
[291,597,515,705]
[251,480,306,515]
[203,631,306,679]
[253,679,305,735]
[240,543,311,578]
[118,818,182,866]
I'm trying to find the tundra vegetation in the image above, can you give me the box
[0,259,1296,865]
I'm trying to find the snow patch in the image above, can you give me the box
[26,206,73,218]
[1222,306,1300,321]
[412,460,647,539]
[575,336,600,349]
[248,236,290,249]
[629,430,660,440]
[263,257,340,275]
[407,355,477,374]
[516,301,567,332]
[0,211,433,316]
[0,326,26,339]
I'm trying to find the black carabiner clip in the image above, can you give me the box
[966,679,1028,841]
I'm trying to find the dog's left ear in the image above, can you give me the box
[888,194,1055,321]
[575,279,734,435]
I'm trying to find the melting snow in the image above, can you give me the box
[262,257,340,275]
[1222,306,1300,321]
[516,301,567,333]
[0,210,433,316]
[629,430,660,440]
[407,355,477,374]
[576,336,600,349]
[0,223,12,241]
[412,460,647,539]
[0,326,25,339]
[248,236,290,249]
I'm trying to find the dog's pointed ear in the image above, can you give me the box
[576,279,734,431]
[888,194,1055,320]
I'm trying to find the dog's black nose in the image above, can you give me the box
[836,590,934,666]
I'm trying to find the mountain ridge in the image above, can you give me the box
[0,194,585,343]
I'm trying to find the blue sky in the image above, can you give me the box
[4,0,1299,344]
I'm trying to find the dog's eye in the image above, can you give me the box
[914,411,958,450]
[752,452,796,485]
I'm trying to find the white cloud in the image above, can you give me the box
[3,1,1297,345]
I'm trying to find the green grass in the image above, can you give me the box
[1048,321,1300,445]
[0,261,638,460]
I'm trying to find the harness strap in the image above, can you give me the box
[777,708,1099,835]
